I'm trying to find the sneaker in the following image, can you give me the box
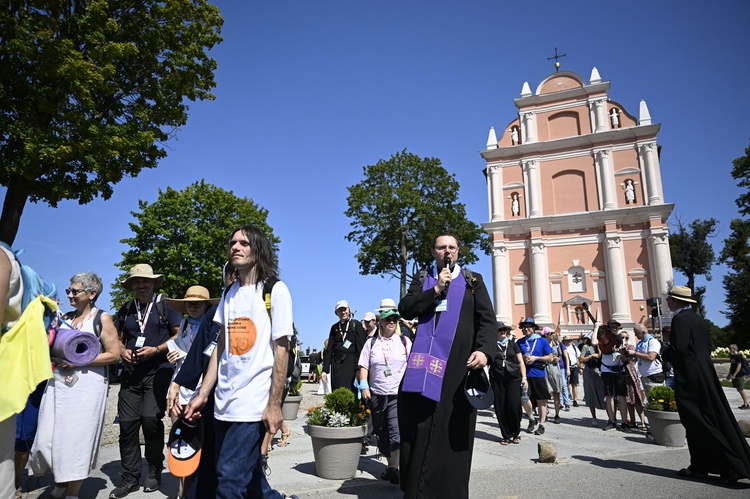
[603,421,617,431]
[592,418,599,427]
[143,465,161,493]
[739,404,750,410]
[572,401,579,407]
[526,419,537,434]
[619,423,633,433]
[553,415,560,424]
[109,480,139,499]
[534,424,545,435]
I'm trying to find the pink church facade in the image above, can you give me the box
[480,68,674,336]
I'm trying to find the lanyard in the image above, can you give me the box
[71,308,97,331]
[338,320,350,342]
[381,335,393,367]
[135,295,155,337]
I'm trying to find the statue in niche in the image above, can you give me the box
[624,179,635,204]
[511,193,520,216]
[575,307,584,324]
[610,108,620,128]
[510,127,519,145]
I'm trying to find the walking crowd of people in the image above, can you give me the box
[2,231,750,499]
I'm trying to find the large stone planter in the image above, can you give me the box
[307,424,367,479]
[282,394,303,420]
[645,409,685,447]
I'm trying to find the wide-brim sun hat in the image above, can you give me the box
[665,285,697,304]
[518,317,539,330]
[121,263,165,291]
[376,298,397,312]
[165,285,220,314]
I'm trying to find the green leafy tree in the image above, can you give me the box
[345,149,489,298]
[720,140,750,347]
[111,180,279,308]
[669,217,718,317]
[0,0,223,244]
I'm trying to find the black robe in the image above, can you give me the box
[322,319,366,395]
[397,269,496,499]
[662,308,750,479]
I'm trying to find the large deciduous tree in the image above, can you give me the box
[0,0,223,244]
[669,217,718,317]
[345,149,489,298]
[720,140,750,347]
[111,180,279,307]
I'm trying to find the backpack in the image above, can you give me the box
[64,309,105,339]
[741,357,750,377]
[369,333,409,355]
[0,242,59,321]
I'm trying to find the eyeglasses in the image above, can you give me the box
[66,288,86,296]
[185,302,205,308]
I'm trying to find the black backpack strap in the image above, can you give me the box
[155,293,169,328]
[117,300,134,338]
[263,277,280,324]
[92,309,105,338]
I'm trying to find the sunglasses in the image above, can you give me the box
[66,288,86,296]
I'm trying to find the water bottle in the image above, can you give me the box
[522,385,529,403]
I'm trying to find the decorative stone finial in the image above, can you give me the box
[486,127,498,150]
[639,100,652,125]
[590,67,601,84]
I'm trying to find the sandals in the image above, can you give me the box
[511,435,521,444]
[499,439,509,445]
[277,430,292,447]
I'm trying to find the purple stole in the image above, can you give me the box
[401,268,466,402]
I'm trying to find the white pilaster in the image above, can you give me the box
[489,166,503,221]
[649,229,674,297]
[595,149,616,210]
[604,231,632,323]
[638,142,663,205]
[530,238,552,323]
[492,241,512,324]
[520,111,537,144]
[589,97,608,133]
[524,159,542,217]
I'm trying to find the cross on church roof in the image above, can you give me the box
[547,47,567,71]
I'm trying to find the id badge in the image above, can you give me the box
[384,367,392,377]
[435,299,448,313]
[134,336,146,348]
[343,340,352,349]
[203,342,217,357]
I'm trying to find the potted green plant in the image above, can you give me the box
[305,387,370,479]
[282,378,304,420]
[644,385,685,446]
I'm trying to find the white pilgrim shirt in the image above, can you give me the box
[213,280,293,422]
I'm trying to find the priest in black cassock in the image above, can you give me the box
[321,300,366,396]
[662,285,750,484]
[397,234,496,499]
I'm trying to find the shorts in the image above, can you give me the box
[527,376,551,402]
[568,366,580,385]
[601,371,627,397]
[732,375,745,389]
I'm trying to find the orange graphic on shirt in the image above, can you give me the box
[229,316,256,356]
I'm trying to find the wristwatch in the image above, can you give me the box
[155,345,161,354]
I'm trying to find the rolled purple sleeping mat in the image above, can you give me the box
[51,327,100,366]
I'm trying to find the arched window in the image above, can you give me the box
[568,265,587,294]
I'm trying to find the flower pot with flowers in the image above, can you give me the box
[644,385,685,447]
[305,387,370,479]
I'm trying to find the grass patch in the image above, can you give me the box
[719,379,750,390]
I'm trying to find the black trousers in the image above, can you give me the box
[117,368,172,481]
[491,375,522,440]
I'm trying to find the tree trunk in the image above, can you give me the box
[0,186,29,245]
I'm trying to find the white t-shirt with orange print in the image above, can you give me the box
[213,280,293,422]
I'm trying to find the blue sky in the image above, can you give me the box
[4,1,749,351]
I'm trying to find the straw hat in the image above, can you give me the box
[376,298,397,312]
[121,264,164,291]
[165,285,220,314]
[665,285,697,304]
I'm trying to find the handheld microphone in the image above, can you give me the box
[443,255,451,289]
